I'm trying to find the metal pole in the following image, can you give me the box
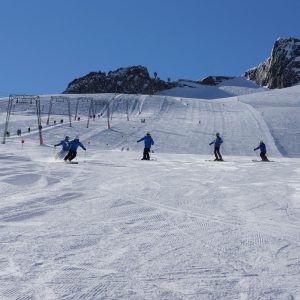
[126,98,129,121]
[92,99,96,121]
[75,98,80,120]
[87,101,92,128]
[67,98,72,127]
[2,96,13,144]
[46,97,53,125]
[107,100,111,129]
[35,97,43,145]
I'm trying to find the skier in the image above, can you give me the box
[137,132,154,160]
[254,141,269,161]
[54,136,70,159]
[64,136,86,162]
[209,132,223,161]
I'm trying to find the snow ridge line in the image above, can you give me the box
[237,98,281,156]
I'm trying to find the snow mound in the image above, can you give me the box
[157,77,266,99]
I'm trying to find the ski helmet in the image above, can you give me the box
[260,140,264,144]
[216,132,220,136]
[65,136,69,141]
[75,135,79,140]
[146,131,151,136]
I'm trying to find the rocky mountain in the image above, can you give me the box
[63,37,300,94]
[63,65,236,95]
[197,76,235,85]
[63,66,175,95]
[245,37,300,89]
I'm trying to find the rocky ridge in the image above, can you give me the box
[245,37,300,89]
[64,37,300,94]
[63,66,175,95]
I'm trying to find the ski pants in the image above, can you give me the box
[64,150,77,161]
[214,146,222,160]
[260,152,268,161]
[143,148,150,160]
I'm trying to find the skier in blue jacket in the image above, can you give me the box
[209,132,223,161]
[64,136,86,162]
[54,136,70,159]
[137,132,154,160]
[254,141,269,161]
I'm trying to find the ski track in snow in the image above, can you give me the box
[0,149,299,299]
[0,88,300,299]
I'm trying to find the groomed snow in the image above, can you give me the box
[0,149,299,299]
[0,84,300,299]
[157,77,266,99]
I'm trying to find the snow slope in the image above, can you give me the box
[0,90,281,158]
[0,149,299,299]
[157,77,267,99]
[0,84,300,299]
[238,85,300,157]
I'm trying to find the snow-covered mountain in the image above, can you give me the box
[245,37,300,88]
[156,77,266,99]
[63,37,300,97]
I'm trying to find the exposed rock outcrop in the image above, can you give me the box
[64,66,175,94]
[198,76,235,86]
[245,37,300,88]
[63,37,300,94]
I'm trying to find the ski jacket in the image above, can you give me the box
[137,135,154,148]
[210,136,223,148]
[254,143,266,153]
[55,140,69,151]
[68,139,86,151]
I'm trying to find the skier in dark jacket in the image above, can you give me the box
[209,132,223,161]
[254,141,269,161]
[137,132,154,160]
[64,136,86,162]
[54,136,70,159]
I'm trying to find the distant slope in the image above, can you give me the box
[238,85,300,157]
[0,91,282,157]
[2,85,300,157]
[157,77,267,99]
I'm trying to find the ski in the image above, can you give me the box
[137,158,157,161]
[252,160,274,162]
[205,160,225,162]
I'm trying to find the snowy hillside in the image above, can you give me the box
[2,83,300,158]
[157,77,267,99]
[0,85,300,299]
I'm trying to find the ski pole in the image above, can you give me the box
[254,149,260,159]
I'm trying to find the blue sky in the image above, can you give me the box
[0,0,299,96]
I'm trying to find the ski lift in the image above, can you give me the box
[75,97,93,121]
[46,96,72,127]
[2,95,43,145]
